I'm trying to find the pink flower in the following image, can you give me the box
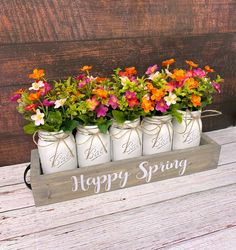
[166,82,176,92]
[125,90,136,100]
[75,73,86,81]
[145,64,158,75]
[155,99,169,113]
[96,104,108,117]
[193,68,206,78]
[40,82,52,96]
[10,93,21,102]
[78,78,90,88]
[108,95,119,109]
[127,97,139,107]
[24,103,39,112]
[185,70,193,79]
[10,88,25,102]
[43,99,55,107]
[212,81,221,93]
[86,96,99,111]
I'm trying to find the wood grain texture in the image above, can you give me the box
[0,1,235,166]
[0,0,235,44]
[0,129,235,245]
[30,134,220,206]
[1,159,236,239]
[1,183,236,249]
[168,227,236,250]
[0,135,35,166]
[0,32,235,87]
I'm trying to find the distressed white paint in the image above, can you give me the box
[0,128,236,250]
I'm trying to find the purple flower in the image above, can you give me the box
[40,82,52,96]
[212,81,221,93]
[10,93,21,102]
[75,73,86,81]
[108,95,119,109]
[96,104,108,117]
[145,64,158,75]
[43,99,55,107]
[78,78,90,88]
[125,90,136,100]
[193,68,206,78]
[155,99,169,113]
[128,76,138,84]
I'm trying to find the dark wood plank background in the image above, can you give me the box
[1,0,235,166]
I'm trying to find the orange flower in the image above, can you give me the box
[29,69,45,79]
[96,77,107,83]
[81,65,92,72]
[93,88,108,99]
[141,97,154,113]
[125,67,137,76]
[172,69,185,81]
[204,65,214,73]
[77,90,81,96]
[186,78,199,90]
[151,88,165,101]
[28,92,41,101]
[162,58,175,67]
[185,60,198,68]
[147,82,154,90]
[191,94,201,107]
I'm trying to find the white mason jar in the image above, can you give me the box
[37,130,77,174]
[172,110,202,150]
[76,125,111,167]
[142,115,173,155]
[110,118,142,161]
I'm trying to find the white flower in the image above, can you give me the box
[31,109,45,126]
[165,69,172,77]
[148,71,159,81]
[120,76,129,86]
[29,81,44,91]
[54,98,67,108]
[164,93,177,106]
[89,76,96,81]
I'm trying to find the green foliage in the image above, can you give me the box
[23,123,38,134]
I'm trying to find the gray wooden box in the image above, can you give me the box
[30,134,221,206]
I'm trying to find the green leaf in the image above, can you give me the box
[171,109,183,123]
[46,111,62,130]
[23,123,37,134]
[112,110,126,123]
[98,120,112,133]
[78,114,90,125]
[62,120,79,132]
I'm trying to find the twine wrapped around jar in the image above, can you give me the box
[76,126,108,160]
[142,115,173,155]
[33,131,77,174]
[110,118,142,161]
[172,109,222,150]
[110,123,142,153]
[75,125,111,167]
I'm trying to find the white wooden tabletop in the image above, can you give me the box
[1,127,236,250]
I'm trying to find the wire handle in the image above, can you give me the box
[23,164,32,190]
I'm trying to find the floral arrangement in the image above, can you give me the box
[109,67,146,123]
[10,69,73,134]
[55,66,114,133]
[11,60,223,134]
[161,59,223,112]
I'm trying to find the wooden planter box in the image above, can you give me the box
[30,134,221,207]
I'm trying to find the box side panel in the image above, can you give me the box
[31,140,220,206]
